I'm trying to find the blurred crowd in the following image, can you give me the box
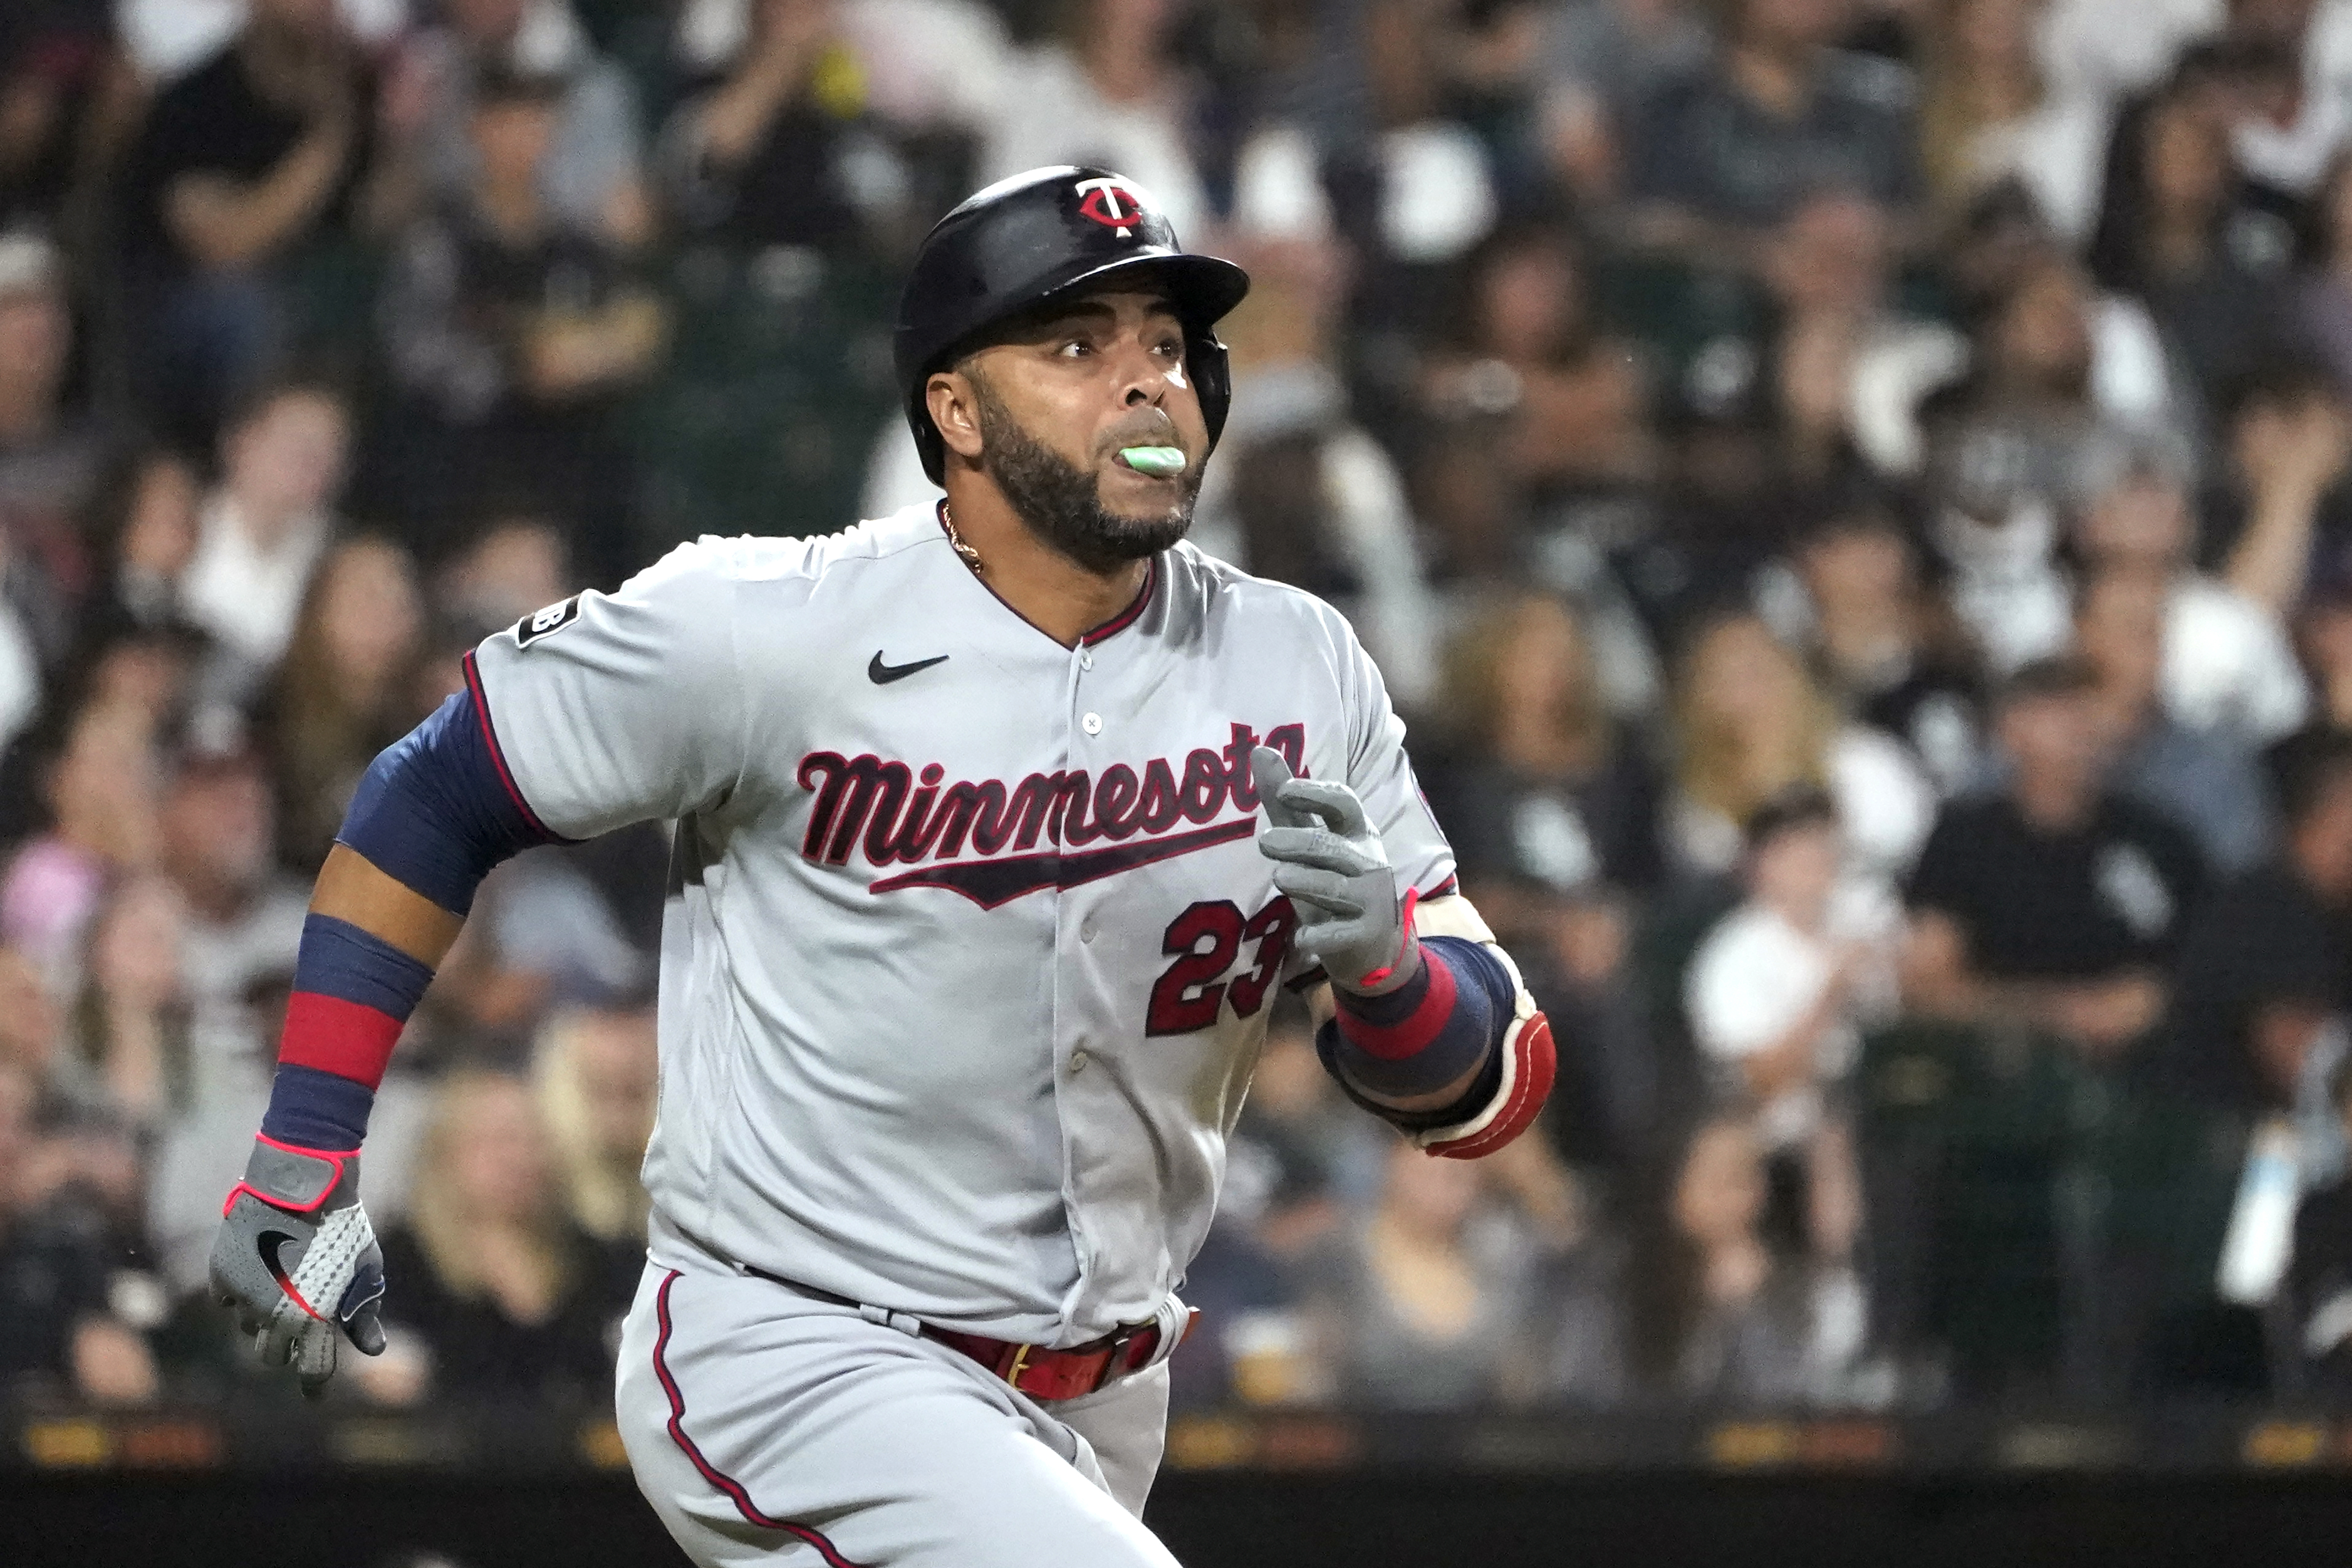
[13,0,2352,1420]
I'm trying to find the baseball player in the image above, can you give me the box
[208,166,1557,1566]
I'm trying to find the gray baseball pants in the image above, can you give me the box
[613,1254,1182,1567]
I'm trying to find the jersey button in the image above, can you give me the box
[1079,651,1094,671]
[1080,711,1103,736]
[1069,1049,1091,1074]
[1080,921,1096,943]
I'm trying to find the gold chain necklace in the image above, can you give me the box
[941,504,983,575]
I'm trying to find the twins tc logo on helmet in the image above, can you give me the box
[1074,176,1152,238]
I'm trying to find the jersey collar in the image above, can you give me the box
[935,501,1159,651]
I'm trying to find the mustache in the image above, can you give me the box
[1093,409,1184,463]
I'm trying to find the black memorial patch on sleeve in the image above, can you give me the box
[515,596,582,646]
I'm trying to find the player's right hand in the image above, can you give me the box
[209,1136,388,1397]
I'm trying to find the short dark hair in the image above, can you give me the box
[2267,726,2352,832]
[1743,784,1839,853]
[2219,360,2341,430]
[2000,654,2100,710]
[221,373,348,442]
[473,62,569,108]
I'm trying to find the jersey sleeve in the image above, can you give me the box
[466,540,747,839]
[1341,619,1456,902]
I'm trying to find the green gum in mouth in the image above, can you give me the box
[1119,446,1187,477]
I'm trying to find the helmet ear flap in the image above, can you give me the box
[1190,326,1233,452]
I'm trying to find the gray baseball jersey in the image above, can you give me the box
[470,503,1455,1345]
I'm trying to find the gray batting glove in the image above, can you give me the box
[210,1137,388,1397]
[1251,746,1420,996]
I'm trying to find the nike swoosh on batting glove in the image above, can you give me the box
[210,1136,388,1397]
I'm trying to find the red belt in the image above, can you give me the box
[925,1312,1197,1402]
[745,1265,1196,1403]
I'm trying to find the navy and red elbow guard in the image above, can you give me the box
[1317,935,1556,1159]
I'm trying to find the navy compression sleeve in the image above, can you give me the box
[261,674,557,1147]
[337,666,564,915]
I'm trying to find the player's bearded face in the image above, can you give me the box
[970,372,1200,573]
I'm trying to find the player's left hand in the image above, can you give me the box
[1250,747,1419,996]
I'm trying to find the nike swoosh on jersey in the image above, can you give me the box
[868,651,949,684]
[866,818,1256,908]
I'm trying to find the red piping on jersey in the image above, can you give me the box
[934,502,1157,650]
[461,650,575,845]
[652,1271,871,1568]
[1079,557,1156,645]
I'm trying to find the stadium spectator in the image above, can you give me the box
[1685,788,1897,1175]
[2073,564,2276,871]
[80,451,204,647]
[1766,190,1960,486]
[2293,161,2352,401]
[980,0,1208,239]
[1296,1140,1535,1410]
[119,0,377,445]
[1519,880,1683,1186]
[1922,245,2179,674]
[0,696,160,984]
[1191,236,1441,707]
[1421,224,1659,497]
[359,1070,642,1405]
[533,1005,658,1246]
[1542,1111,1865,1404]
[386,0,653,249]
[2287,1053,2352,1398]
[2087,68,2299,400]
[2208,0,2349,207]
[660,0,872,250]
[262,537,425,871]
[2068,457,2309,744]
[416,836,652,1061]
[0,945,61,1074]
[1532,0,1710,204]
[0,229,111,664]
[1791,510,1986,794]
[1664,612,1934,881]
[155,740,307,1091]
[1181,1011,1330,1409]
[63,874,191,1127]
[0,3,118,232]
[2164,729,2352,1117]
[1622,0,1921,254]
[1902,655,2205,1063]
[432,516,574,631]
[1914,0,2108,241]
[1226,1002,1372,1255]
[0,1062,158,1403]
[374,63,665,584]
[1434,591,1667,899]
[176,379,350,686]
[2207,362,2352,617]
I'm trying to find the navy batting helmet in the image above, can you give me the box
[893,166,1251,485]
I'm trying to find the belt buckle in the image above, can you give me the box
[1002,1342,1034,1388]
